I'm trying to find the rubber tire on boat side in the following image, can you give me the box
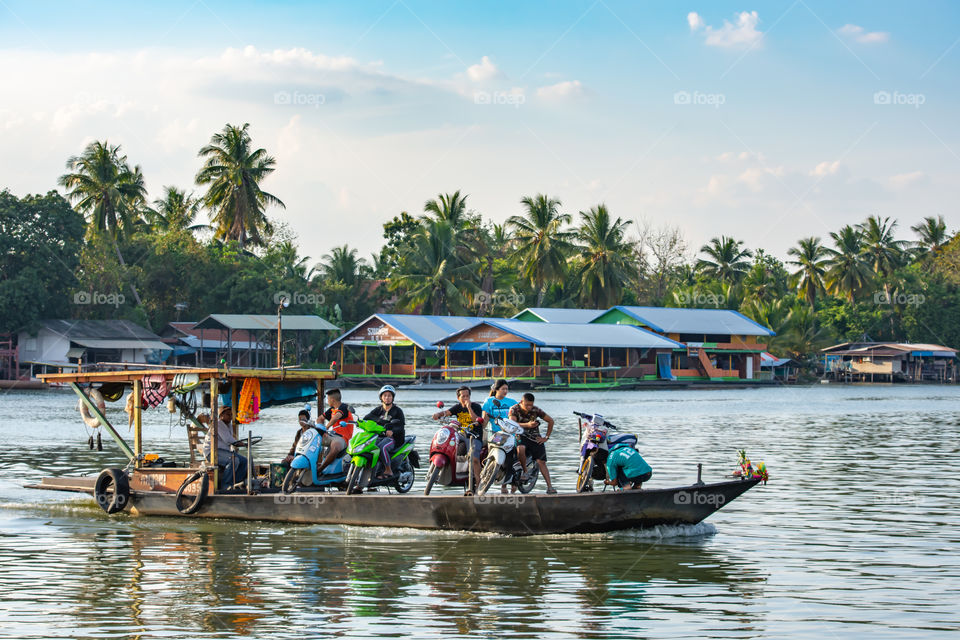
[476,458,498,497]
[576,456,594,493]
[423,463,440,495]
[281,467,303,494]
[94,468,130,514]
[175,470,209,515]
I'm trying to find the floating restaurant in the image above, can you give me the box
[822,341,958,383]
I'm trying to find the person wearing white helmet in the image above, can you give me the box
[362,385,405,478]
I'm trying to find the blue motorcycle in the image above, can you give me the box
[281,425,350,493]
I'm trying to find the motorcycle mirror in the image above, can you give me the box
[436,401,444,409]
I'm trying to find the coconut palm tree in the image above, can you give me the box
[507,194,574,306]
[697,236,753,284]
[58,140,148,306]
[825,225,872,302]
[195,123,284,248]
[147,186,207,233]
[787,237,829,306]
[571,204,636,308]
[391,219,479,314]
[911,215,949,258]
[423,190,470,228]
[316,245,368,287]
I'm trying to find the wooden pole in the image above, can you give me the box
[444,347,449,379]
[133,378,143,466]
[339,342,344,369]
[502,348,506,378]
[364,345,368,375]
[472,350,476,379]
[389,345,393,376]
[210,377,219,492]
[413,345,418,377]
[533,345,537,378]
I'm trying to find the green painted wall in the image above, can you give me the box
[513,310,546,322]
[591,308,643,327]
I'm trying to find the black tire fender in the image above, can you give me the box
[94,468,130,514]
[175,470,209,515]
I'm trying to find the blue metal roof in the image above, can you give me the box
[326,314,508,350]
[603,306,775,337]
[512,307,606,323]
[436,319,684,350]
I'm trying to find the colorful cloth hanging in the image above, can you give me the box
[236,378,261,424]
[141,374,169,409]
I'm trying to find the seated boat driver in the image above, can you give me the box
[432,386,483,494]
[199,406,248,490]
[318,388,355,474]
[362,385,405,479]
[604,441,652,490]
[282,408,316,466]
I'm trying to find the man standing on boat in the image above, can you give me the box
[199,406,248,490]
[508,393,557,494]
[432,386,483,494]
[363,385,405,479]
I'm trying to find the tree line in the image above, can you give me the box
[2,122,959,366]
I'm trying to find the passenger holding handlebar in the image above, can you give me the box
[432,386,483,494]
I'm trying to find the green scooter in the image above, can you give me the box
[344,419,419,494]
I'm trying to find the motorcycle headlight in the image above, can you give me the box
[435,429,449,445]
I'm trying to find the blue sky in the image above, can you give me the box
[1,1,958,261]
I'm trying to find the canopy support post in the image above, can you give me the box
[132,379,143,466]
[68,382,135,461]
[210,377,219,493]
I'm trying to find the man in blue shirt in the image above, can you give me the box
[604,441,653,490]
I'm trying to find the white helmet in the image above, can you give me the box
[379,385,397,400]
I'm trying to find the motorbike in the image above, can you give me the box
[281,424,350,493]
[573,411,637,493]
[423,417,485,495]
[475,417,539,496]
[344,419,419,494]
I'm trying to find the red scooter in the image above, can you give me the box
[423,404,485,495]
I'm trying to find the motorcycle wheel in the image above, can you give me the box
[394,459,415,494]
[476,458,499,497]
[423,463,440,495]
[518,461,539,494]
[344,465,359,494]
[281,467,303,495]
[576,455,594,493]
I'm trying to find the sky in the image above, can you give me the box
[1,0,958,263]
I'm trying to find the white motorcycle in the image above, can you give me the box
[475,417,539,496]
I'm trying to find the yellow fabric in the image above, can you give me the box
[236,378,261,424]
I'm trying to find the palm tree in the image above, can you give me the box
[859,215,908,305]
[59,140,147,306]
[507,194,574,305]
[697,236,753,284]
[911,215,949,258]
[195,123,284,248]
[571,204,636,308]
[787,237,829,306]
[391,219,479,314]
[423,190,470,228]
[825,225,872,302]
[316,245,368,287]
[147,186,206,233]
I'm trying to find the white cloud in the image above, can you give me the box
[536,80,584,100]
[688,11,763,49]
[810,160,841,177]
[887,171,925,190]
[838,24,889,44]
[466,56,501,83]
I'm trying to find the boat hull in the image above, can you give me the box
[29,476,760,535]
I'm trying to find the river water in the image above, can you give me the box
[0,385,958,638]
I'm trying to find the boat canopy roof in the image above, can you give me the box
[36,366,336,385]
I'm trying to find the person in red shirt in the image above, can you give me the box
[319,388,354,473]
